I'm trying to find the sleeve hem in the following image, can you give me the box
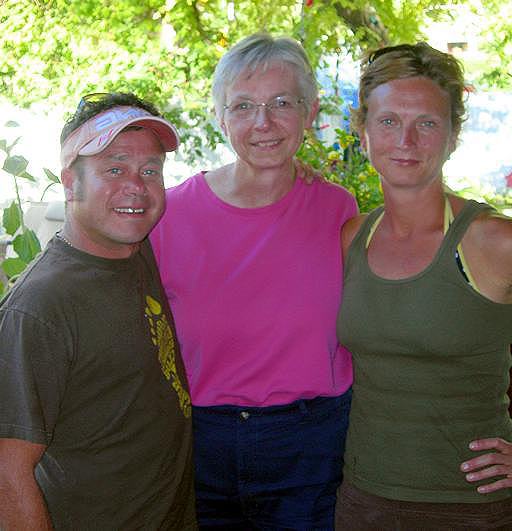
[0,423,51,445]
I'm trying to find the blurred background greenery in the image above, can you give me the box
[1,0,511,292]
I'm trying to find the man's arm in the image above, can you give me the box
[0,438,53,530]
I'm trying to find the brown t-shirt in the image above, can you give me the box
[0,237,197,529]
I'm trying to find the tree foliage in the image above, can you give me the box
[473,0,512,88]
[0,0,466,162]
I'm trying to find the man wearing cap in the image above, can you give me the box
[0,93,197,530]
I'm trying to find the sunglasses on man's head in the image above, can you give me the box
[77,92,112,111]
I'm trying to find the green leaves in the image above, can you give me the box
[2,201,21,235]
[43,168,61,184]
[1,257,28,279]
[0,0,470,165]
[297,122,383,213]
[0,223,42,290]
[0,232,42,282]
[3,155,27,176]
[13,229,41,263]
[2,155,36,182]
[0,131,53,294]
[1,203,41,283]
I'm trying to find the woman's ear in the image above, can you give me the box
[447,131,458,161]
[359,129,368,153]
[305,98,320,129]
[220,118,227,136]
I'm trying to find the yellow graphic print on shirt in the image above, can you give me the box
[145,295,191,418]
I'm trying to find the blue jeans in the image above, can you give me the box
[193,390,352,531]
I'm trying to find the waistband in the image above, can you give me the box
[193,389,352,418]
[338,481,512,514]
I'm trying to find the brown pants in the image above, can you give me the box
[335,482,512,530]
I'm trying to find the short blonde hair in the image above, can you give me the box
[212,32,318,118]
[352,43,466,140]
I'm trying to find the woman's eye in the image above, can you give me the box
[274,97,292,108]
[234,101,253,112]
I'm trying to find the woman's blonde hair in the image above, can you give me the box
[212,32,318,119]
[352,43,466,140]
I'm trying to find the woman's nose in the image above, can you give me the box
[398,124,417,147]
[253,105,271,129]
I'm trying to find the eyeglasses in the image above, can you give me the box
[223,95,305,121]
[77,92,111,111]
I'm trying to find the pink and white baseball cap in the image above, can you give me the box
[60,106,180,169]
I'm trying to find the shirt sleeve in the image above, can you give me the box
[0,307,70,445]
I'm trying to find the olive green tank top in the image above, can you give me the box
[338,200,512,503]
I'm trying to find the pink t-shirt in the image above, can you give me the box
[150,172,357,406]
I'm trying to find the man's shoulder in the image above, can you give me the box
[0,243,84,317]
[2,247,56,299]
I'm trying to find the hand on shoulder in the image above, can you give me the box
[294,158,323,185]
[341,214,368,259]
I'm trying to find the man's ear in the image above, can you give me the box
[61,168,75,201]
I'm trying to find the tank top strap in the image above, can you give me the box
[441,199,495,256]
[348,207,385,260]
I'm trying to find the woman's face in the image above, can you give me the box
[361,76,456,191]
[221,62,318,173]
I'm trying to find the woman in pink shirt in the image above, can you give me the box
[151,32,357,529]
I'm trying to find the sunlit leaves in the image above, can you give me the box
[44,168,61,184]
[13,230,41,263]
[2,0,506,163]
[1,257,28,279]
[2,202,21,236]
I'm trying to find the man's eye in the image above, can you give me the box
[109,168,122,175]
[142,169,160,177]
[420,120,436,128]
[381,118,394,126]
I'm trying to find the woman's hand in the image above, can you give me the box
[294,158,322,184]
[461,437,512,493]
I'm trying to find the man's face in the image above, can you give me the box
[63,128,166,258]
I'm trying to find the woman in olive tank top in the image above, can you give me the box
[335,43,512,530]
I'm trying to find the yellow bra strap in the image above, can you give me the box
[444,195,479,292]
[365,210,385,249]
[365,196,479,293]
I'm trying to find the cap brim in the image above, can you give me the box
[79,116,179,156]
[60,106,180,169]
